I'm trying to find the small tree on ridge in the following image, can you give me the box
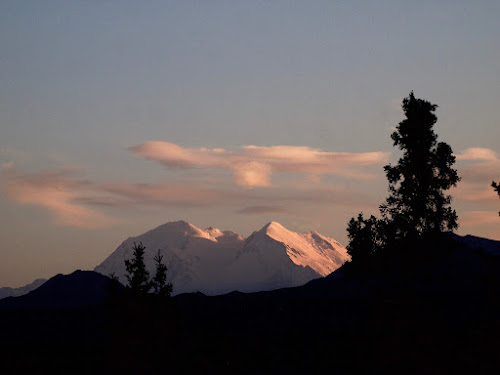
[124,242,173,297]
[151,249,173,297]
[125,242,151,294]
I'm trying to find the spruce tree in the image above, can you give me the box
[151,249,173,297]
[380,92,460,240]
[124,242,151,294]
[346,214,381,262]
[347,92,460,262]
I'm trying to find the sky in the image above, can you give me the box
[1,1,499,287]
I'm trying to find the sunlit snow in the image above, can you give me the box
[94,220,349,295]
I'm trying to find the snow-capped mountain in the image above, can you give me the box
[227,222,348,292]
[94,220,349,295]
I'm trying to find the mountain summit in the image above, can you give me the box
[94,221,349,295]
[260,221,347,276]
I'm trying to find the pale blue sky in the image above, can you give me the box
[1,1,499,286]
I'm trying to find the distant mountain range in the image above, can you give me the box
[2,224,500,301]
[0,278,46,300]
[94,220,349,295]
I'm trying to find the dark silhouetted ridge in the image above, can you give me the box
[0,270,119,310]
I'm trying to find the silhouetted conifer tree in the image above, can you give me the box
[151,249,173,297]
[106,272,124,305]
[347,92,460,262]
[380,92,460,240]
[346,214,385,262]
[125,242,151,294]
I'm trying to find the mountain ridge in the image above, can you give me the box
[0,278,47,300]
[3,231,499,300]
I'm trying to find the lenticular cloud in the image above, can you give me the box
[130,141,390,187]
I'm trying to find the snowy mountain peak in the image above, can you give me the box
[161,220,207,237]
[261,221,287,232]
[204,226,225,240]
[252,221,350,277]
[149,220,223,243]
[95,220,348,295]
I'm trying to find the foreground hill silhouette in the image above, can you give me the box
[1,234,499,374]
[0,270,118,310]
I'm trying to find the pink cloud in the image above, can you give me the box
[130,141,229,168]
[129,141,390,187]
[241,145,388,176]
[1,166,118,229]
[454,147,500,201]
[454,185,498,203]
[232,161,273,187]
[456,147,498,161]
[2,159,380,229]
[459,161,500,182]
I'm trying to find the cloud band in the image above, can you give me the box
[130,141,390,187]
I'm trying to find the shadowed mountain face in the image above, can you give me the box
[94,220,349,295]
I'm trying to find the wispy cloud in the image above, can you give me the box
[454,147,500,194]
[99,182,241,207]
[454,185,498,203]
[10,143,495,231]
[455,147,499,182]
[1,161,377,228]
[453,147,499,237]
[130,141,390,187]
[1,165,118,229]
[456,147,498,162]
